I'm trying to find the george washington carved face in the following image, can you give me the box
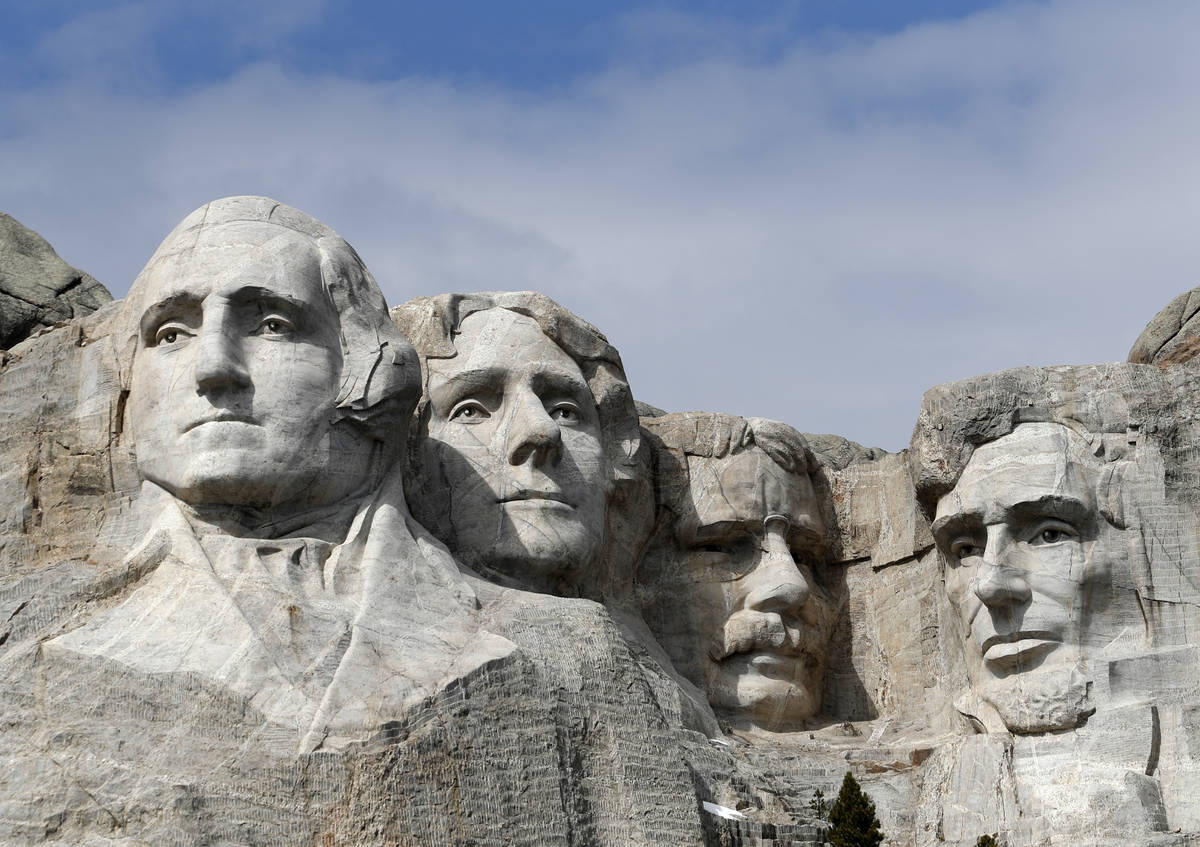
[127,221,377,514]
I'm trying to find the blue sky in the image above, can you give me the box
[3,1,1199,450]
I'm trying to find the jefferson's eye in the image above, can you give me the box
[449,400,490,422]
[549,403,580,423]
[256,316,294,336]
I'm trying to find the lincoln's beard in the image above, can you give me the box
[969,663,1094,734]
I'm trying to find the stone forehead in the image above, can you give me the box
[962,423,1095,477]
[938,423,1100,520]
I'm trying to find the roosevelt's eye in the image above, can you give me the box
[153,323,192,346]
[449,400,491,422]
[1029,520,1078,546]
[548,403,580,424]
[950,538,983,560]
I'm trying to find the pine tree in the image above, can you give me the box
[975,836,1000,847]
[827,771,884,847]
[809,788,828,819]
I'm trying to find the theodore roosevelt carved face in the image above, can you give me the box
[127,218,384,516]
[932,422,1126,733]
[640,414,835,732]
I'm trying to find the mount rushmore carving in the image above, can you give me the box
[2,196,1200,846]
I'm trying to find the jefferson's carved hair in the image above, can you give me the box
[119,196,420,441]
[391,290,644,486]
[393,291,652,599]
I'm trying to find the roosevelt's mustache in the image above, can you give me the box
[712,613,813,662]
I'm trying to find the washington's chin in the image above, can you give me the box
[140,453,338,510]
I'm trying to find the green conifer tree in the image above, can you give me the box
[975,835,1000,847]
[827,771,884,847]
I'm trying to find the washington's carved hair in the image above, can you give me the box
[118,195,421,442]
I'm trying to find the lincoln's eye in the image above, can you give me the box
[1028,519,1078,546]
[162,330,178,344]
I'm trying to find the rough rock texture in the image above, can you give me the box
[1129,284,1200,365]
[0,212,112,349]
[4,203,1200,846]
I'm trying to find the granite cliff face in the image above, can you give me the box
[0,198,1198,847]
[0,212,111,350]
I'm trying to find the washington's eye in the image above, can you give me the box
[549,403,580,423]
[153,323,191,346]
[449,400,490,422]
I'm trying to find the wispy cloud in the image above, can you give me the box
[3,0,1198,449]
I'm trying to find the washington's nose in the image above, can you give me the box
[973,528,1032,607]
[744,521,811,613]
[193,325,251,394]
[506,389,562,466]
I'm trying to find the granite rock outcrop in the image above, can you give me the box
[2,197,1200,846]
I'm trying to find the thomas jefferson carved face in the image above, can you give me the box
[933,423,1123,732]
[128,222,375,513]
[417,308,609,590]
[647,444,834,731]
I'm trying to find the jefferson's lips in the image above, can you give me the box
[183,413,257,432]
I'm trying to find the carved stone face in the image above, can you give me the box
[128,223,374,512]
[651,446,834,731]
[418,308,609,590]
[933,423,1120,732]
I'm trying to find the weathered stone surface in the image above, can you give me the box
[5,208,1200,846]
[0,211,112,349]
[1130,284,1200,365]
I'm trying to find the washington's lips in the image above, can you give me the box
[183,412,257,432]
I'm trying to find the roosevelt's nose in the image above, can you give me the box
[505,387,562,466]
[744,519,812,613]
[972,527,1032,608]
[193,324,251,394]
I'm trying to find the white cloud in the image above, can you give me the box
[3,0,1199,449]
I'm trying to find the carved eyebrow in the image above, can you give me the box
[1004,495,1092,526]
[931,512,981,547]
[139,293,200,341]
[427,366,506,405]
[225,286,313,317]
[529,364,592,399]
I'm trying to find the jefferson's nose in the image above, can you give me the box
[972,527,1032,608]
[505,388,562,466]
[744,520,811,613]
[193,324,251,394]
